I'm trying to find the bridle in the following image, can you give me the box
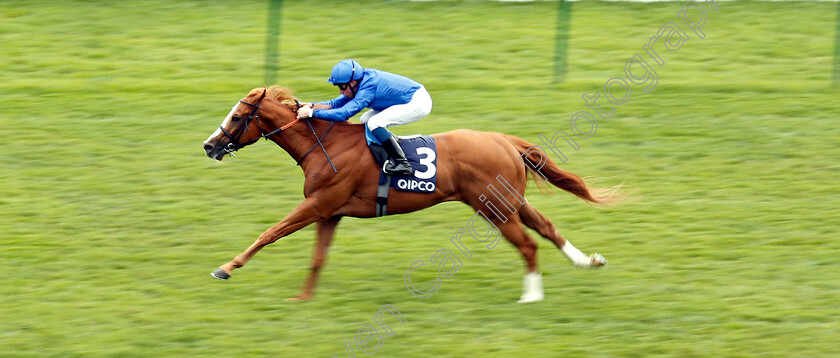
[218,88,296,156]
[218,89,265,155]
[218,90,338,173]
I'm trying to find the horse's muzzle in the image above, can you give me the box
[203,142,226,161]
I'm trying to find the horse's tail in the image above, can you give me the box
[505,135,624,205]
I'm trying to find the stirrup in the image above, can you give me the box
[383,160,413,175]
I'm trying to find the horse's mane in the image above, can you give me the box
[265,86,296,104]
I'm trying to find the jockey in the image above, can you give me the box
[296,59,432,176]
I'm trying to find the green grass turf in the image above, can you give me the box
[1,0,839,357]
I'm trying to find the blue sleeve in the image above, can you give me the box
[315,94,351,109]
[313,84,375,122]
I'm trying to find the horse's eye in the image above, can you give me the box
[232,116,241,122]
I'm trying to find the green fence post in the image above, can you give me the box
[265,0,283,85]
[554,0,571,84]
[834,1,840,86]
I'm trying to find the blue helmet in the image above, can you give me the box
[327,59,364,84]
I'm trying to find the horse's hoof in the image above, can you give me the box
[285,295,312,302]
[517,293,544,303]
[590,253,607,267]
[211,268,231,280]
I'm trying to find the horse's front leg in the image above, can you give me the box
[287,216,342,301]
[211,197,322,280]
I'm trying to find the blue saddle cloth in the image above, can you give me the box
[376,136,437,194]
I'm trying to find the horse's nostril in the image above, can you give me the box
[204,144,213,152]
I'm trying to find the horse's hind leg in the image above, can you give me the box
[494,219,544,303]
[287,216,341,301]
[518,202,607,268]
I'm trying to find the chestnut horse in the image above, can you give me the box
[203,86,619,303]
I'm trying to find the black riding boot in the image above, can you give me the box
[382,134,414,175]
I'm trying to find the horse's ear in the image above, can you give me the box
[259,85,268,101]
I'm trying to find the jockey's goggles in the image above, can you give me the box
[335,83,349,90]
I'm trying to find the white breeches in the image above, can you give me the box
[361,86,432,130]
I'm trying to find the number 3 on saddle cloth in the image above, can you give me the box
[368,135,438,217]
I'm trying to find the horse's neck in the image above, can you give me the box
[256,101,309,158]
[260,106,365,170]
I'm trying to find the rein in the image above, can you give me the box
[290,98,337,173]
[262,116,301,138]
[295,121,336,169]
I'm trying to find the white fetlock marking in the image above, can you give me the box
[517,272,544,303]
[561,240,591,267]
[591,253,607,266]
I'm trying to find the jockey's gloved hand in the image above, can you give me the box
[297,105,313,119]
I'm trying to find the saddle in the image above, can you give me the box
[370,135,437,216]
